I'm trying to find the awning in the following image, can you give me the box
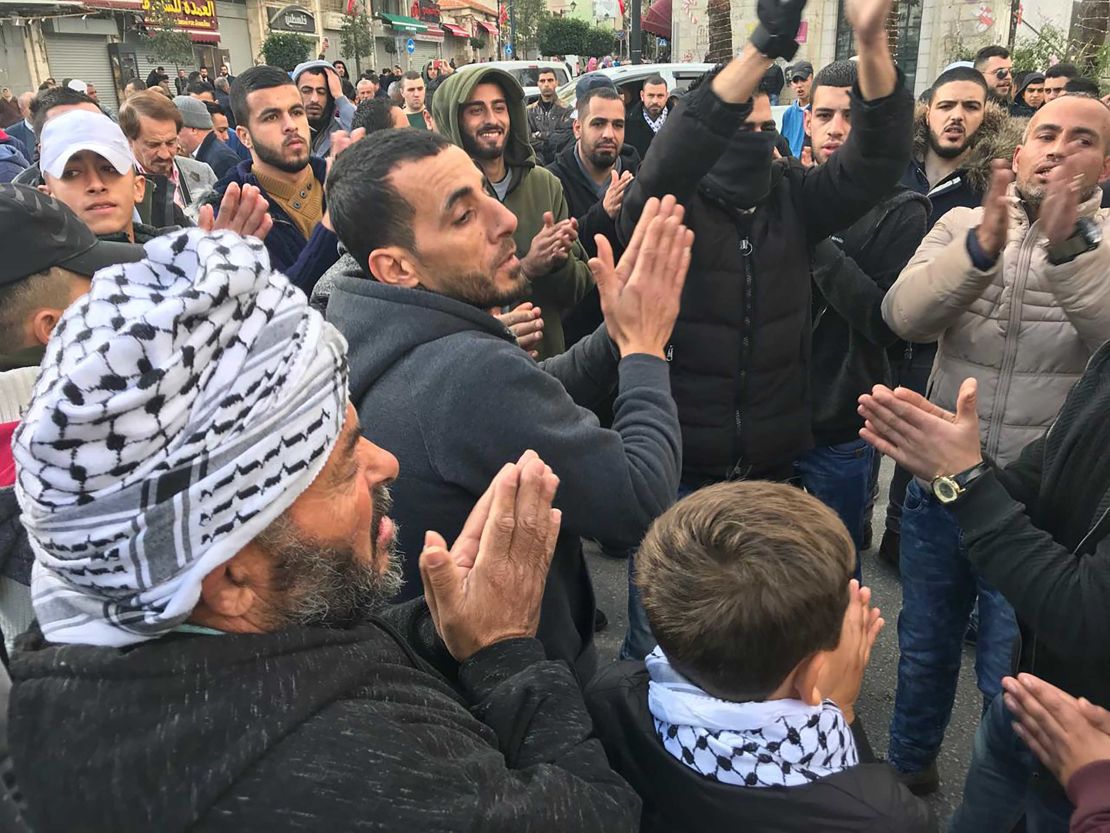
[475,19,496,35]
[190,30,220,42]
[379,11,427,32]
[641,0,670,38]
[421,23,444,39]
[442,22,469,37]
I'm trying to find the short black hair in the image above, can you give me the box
[186,80,216,97]
[928,65,988,103]
[29,86,97,137]
[359,71,379,82]
[126,77,147,91]
[402,70,422,82]
[1066,76,1101,96]
[537,67,558,79]
[327,129,452,273]
[578,85,621,118]
[1046,62,1078,80]
[643,74,667,89]
[351,97,402,133]
[974,45,1010,68]
[230,65,296,127]
[204,100,226,117]
[810,60,857,106]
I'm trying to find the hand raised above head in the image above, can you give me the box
[418,450,562,661]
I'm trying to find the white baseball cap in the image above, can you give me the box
[40,109,136,180]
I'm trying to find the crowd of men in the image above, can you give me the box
[1,0,1110,829]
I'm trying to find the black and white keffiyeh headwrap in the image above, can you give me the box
[14,229,349,647]
[646,646,858,788]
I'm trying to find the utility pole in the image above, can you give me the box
[630,0,641,64]
[508,0,516,58]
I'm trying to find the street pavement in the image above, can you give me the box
[586,457,983,830]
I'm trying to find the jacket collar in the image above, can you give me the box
[1005,180,1103,230]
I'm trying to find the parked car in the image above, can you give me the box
[557,63,789,129]
[455,60,572,103]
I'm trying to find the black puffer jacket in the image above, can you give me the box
[810,188,930,446]
[617,77,914,482]
[586,663,932,833]
[547,142,640,259]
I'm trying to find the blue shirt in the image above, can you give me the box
[781,100,809,158]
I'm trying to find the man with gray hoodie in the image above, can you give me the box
[325,128,691,681]
[293,60,356,157]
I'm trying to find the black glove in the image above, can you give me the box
[750,0,807,60]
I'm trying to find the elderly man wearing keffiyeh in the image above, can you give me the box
[5,227,641,833]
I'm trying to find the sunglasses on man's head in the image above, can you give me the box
[992,68,1012,80]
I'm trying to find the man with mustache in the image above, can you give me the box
[880,92,1110,799]
[293,60,355,156]
[975,45,1013,105]
[325,127,692,681]
[433,67,596,359]
[879,64,1020,575]
[207,65,347,294]
[4,224,640,832]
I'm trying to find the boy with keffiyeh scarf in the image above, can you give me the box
[586,481,931,833]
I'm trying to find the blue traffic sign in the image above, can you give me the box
[406,38,416,54]
[504,43,513,57]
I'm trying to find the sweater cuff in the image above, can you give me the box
[1067,759,1110,811]
[849,66,911,109]
[966,228,999,271]
[458,637,547,704]
[946,468,1022,543]
[617,352,671,394]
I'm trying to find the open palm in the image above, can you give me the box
[845,0,892,42]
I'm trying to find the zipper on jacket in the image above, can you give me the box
[984,220,1038,459]
[728,232,755,480]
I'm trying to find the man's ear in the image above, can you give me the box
[30,307,67,346]
[367,247,420,287]
[195,548,264,620]
[236,124,253,150]
[133,171,146,204]
[573,118,582,140]
[803,107,812,137]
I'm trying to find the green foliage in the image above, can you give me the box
[584,25,615,57]
[538,15,591,55]
[512,0,548,56]
[383,39,398,55]
[469,33,487,51]
[340,12,375,76]
[142,2,195,68]
[262,31,314,71]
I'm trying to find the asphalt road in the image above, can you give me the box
[586,457,982,830]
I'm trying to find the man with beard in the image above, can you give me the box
[526,68,571,164]
[208,66,346,294]
[292,60,355,156]
[975,45,1013,106]
[324,128,691,681]
[612,0,912,659]
[432,67,596,358]
[623,75,671,162]
[4,226,640,832]
[880,65,1020,570]
[797,59,929,570]
[879,93,1110,799]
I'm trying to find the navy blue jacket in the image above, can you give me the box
[195,131,241,180]
[209,156,340,295]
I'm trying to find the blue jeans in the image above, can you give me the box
[949,697,1073,833]
[795,438,874,578]
[888,479,1020,773]
[620,481,697,661]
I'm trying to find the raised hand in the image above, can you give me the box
[418,451,562,661]
[197,182,274,241]
[521,212,575,277]
[603,170,635,219]
[976,159,1015,262]
[1003,674,1110,788]
[325,65,345,101]
[590,194,694,359]
[753,0,807,59]
[816,580,884,724]
[858,377,983,480]
[845,0,893,44]
[495,301,544,359]
[1041,158,1084,248]
[326,127,367,182]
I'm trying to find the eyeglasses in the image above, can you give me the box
[992,68,1012,80]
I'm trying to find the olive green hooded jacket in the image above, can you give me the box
[433,67,594,358]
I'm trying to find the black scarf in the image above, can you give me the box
[1039,359,1110,552]
[698,131,776,210]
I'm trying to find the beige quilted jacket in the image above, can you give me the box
[882,184,1110,466]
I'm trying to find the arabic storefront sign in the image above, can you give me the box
[269,4,317,32]
[86,0,218,34]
